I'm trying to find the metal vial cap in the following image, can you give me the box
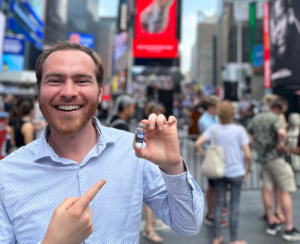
[137,123,146,128]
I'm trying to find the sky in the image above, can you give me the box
[99,0,218,74]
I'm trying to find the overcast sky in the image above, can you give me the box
[99,0,218,74]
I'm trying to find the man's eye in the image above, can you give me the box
[49,80,60,83]
[78,80,88,84]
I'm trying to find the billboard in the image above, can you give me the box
[69,33,94,49]
[269,0,300,86]
[263,2,271,88]
[134,0,177,39]
[133,0,178,58]
[1,37,25,71]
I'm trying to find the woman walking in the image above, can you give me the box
[195,101,252,244]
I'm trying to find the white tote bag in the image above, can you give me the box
[201,127,225,179]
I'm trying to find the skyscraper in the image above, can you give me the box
[67,0,99,33]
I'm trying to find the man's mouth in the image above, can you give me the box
[55,105,83,111]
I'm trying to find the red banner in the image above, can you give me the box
[263,2,271,88]
[134,0,177,40]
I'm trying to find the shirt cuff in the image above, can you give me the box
[160,158,195,195]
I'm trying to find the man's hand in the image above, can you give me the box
[276,141,286,153]
[133,114,184,175]
[41,180,106,244]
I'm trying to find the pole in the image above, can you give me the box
[126,26,133,94]
[237,18,242,99]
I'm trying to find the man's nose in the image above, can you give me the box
[60,79,78,99]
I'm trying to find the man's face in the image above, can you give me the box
[271,0,289,55]
[39,50,103,136]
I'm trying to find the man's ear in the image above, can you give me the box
[98,85,104,104]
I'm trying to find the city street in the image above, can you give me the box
[140,190,300,244]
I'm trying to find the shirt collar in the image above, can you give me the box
[34,116,116,163]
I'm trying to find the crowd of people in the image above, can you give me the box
[193,94,300,243]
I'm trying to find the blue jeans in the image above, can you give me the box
[213,176,243,242]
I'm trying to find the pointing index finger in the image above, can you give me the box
[75,179,106,210]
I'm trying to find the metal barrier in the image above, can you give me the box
[179,135,300,191]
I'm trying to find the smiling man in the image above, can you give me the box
[0,41,203,244]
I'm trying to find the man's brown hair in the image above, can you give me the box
[205,95,220,108]
[35,41,104,89]
[270,96,288,111]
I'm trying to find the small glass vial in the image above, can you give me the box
[133,123,146,149]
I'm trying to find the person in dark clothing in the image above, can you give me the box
[4,94,14,113]
[108,95,135,132]
[7,98,35,153]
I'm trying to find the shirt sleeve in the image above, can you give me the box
[247,120,254,135]
[203,127,212,141]
[239,127,250,146]
[0,169,16,243]
[142,159,204,236]
[273,115,284,131]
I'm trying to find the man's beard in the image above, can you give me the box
[39,97,99,136]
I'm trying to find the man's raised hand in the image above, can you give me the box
[41,179,106,244]
[133,114,184,175]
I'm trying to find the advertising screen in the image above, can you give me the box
[263,2,271,88]
[269,0,300,86]
[69,33,94,49]
[134,0,177,40]
[1,37,25,71]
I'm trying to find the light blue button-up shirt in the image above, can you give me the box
[197,111,219,150]
[0,118,204,244]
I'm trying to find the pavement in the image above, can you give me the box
[140,190,300,244]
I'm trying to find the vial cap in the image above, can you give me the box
[137,123,146,128]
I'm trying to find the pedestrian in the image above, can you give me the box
[7,98,35,152]
[0,41,203,243]
[107,95,135,132]
[248,96,300,241]
[143,103,166,243]
[4,93,14,113]
[197,95,228,227]
[195,101,252,244]
[259,94,286,224]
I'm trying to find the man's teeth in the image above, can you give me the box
[57,105,81,111]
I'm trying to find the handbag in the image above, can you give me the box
[201,127,225,179]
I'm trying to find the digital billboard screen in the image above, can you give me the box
[134,0,177,40]
[269,0,300,86]
[133,0,178,58]
[1,37,25,71]
[69,33,94,49]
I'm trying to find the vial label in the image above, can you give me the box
[134,131,145,148]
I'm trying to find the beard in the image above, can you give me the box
[39,97,99,136]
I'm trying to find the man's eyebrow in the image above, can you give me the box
[44,72,65,79]
[71,73,94,79]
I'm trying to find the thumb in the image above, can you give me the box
[59,196,81,211]
[134,148,149,160]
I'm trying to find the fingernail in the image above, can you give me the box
[158,126,162,131]
[150,126,154,129]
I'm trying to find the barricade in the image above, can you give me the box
[179,135,300,191]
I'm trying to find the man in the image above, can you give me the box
[0,41,203,243]
[4,93,14,113]
[248,96,300,241]
[197,95,227,227]
[108,95,135,132]
[270,0,300,85]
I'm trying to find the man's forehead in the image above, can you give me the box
[42,50,96,78]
